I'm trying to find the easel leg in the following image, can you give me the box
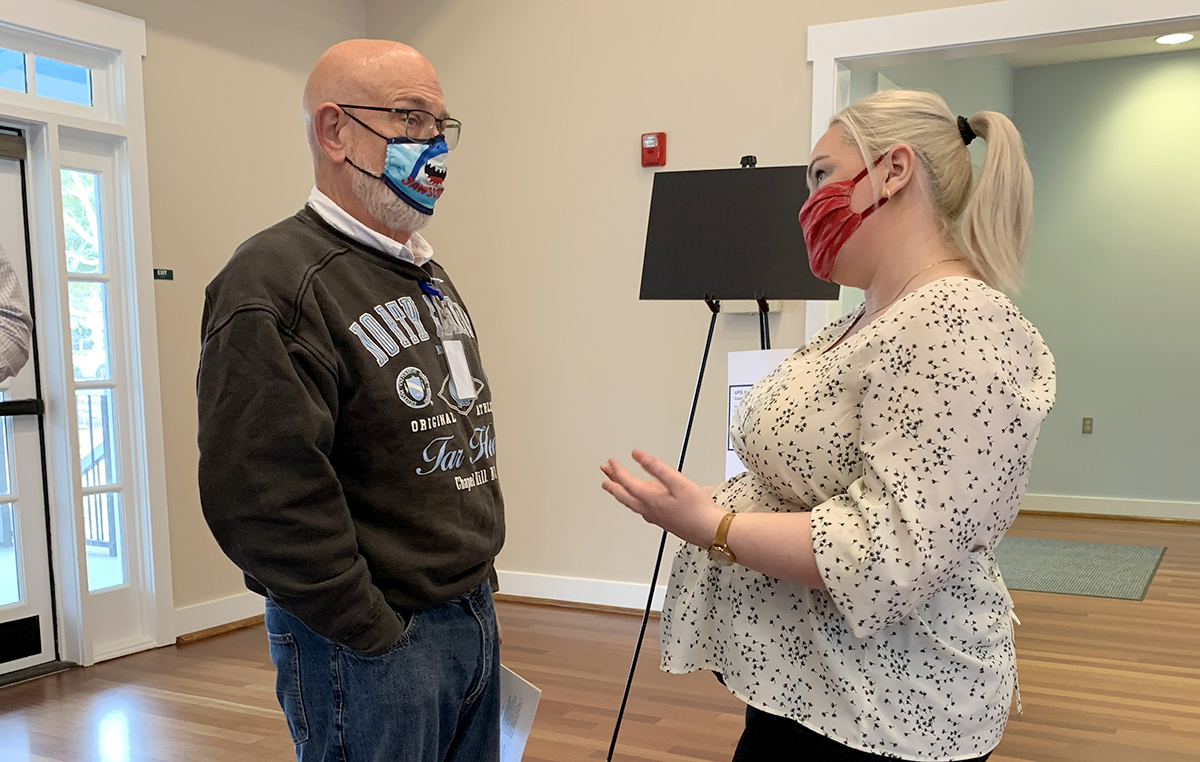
[606,298,721,761]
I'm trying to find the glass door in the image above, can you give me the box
[0,129,59,679]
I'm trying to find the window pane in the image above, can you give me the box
[0,48,25,94]
[0,504,18,606]
[69,282,111,381]
[33,56,91,106]
[85,492,125,592]
[77,389,119,488]
[0,393,18,606]
[0,391,11,497]
[61,169,104,274]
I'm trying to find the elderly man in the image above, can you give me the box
[198,40,505,761]
[0,242,32,383]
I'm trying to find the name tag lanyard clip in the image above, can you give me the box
[420,280,477,402]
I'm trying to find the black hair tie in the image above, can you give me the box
[957,115,977,146]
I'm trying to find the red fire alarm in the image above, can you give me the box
[641,132,666,167]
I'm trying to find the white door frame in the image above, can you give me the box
[0,0,173,665]
[804,0,1200,337]
[0,148,57,675]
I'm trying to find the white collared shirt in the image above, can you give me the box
[306,187,434,266]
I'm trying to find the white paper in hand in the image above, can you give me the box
[500,665,541,762]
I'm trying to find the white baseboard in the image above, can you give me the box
[93,636,159,664]
[172,590,265,640]
[1022,493,1200,521]
[497,570,667,612]
[172,575,661,640]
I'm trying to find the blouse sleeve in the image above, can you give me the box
[809,289,1054,639]
[0,243,32,383]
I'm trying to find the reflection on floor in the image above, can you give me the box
[0,513,1197,761]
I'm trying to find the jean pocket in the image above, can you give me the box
[347,611,420,660]
[267,632,310,745]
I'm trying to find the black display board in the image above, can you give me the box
[639,165,841,301]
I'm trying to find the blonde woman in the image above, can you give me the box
[601,90,1055,761]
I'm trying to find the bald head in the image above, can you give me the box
[304,40,446,161]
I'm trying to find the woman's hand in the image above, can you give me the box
[600,450,726,548]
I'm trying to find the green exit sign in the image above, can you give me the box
[153,269,173,280]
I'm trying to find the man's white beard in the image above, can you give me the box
[350,168,431,236]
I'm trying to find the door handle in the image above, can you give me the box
[0,399,43,417]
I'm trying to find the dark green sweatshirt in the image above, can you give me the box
[197,206,504,655]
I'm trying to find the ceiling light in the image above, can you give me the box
[1156,33,1195,45]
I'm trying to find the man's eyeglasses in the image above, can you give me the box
[338,104,462,150]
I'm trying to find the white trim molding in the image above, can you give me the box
[497,570,667,613]
[173,592,266,640]
[1022,494,1200,522]
[0,0,146,58]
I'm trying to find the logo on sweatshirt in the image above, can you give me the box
[438,374,486,416]
[396,367,433,409]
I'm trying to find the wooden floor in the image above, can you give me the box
[0,514,1197,761]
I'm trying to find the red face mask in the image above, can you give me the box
[799,158,888,282]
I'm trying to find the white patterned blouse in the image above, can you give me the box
[661,277,1056,761]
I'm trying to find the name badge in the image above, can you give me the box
[443,340,477,401]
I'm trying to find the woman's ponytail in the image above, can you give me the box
[960,111,1034,292]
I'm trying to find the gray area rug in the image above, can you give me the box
[995,536,1165,601]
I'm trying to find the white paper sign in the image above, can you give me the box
[726,349,796,479]
[500,665,542,762]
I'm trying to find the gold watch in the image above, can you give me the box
[707,512,738,567]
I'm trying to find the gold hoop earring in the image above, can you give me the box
[884,186,892,200]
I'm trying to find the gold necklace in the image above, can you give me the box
[860,257,964,323]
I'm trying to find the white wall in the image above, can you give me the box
[1014,48,1200,516]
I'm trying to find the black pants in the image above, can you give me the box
[732,706,993,762]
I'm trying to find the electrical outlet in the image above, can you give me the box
[1082,417,1093,435]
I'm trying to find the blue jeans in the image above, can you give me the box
[264,581,500,762]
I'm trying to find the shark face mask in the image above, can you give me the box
[344,112,449,215]
[376,138,448,215]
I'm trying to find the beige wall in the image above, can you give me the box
[367,0,987,585]
[82,0,366,608]
[74,0,994,610]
